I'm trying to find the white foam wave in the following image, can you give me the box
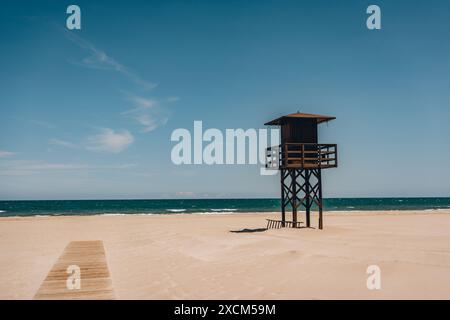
[166,209,187,213]
[193,211,235,215]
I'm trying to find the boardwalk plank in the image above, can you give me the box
[34,240,114,300]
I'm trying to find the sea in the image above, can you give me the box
[0,198,449,217]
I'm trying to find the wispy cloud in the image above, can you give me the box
[122,93,171,133]
[171,170,197,177]
[11,117,56,129]
[49,138,80,149]
[0,160,135,176]
[121,94,158,115]
[50,129,135,154]
[0,150,15,158]
[30,119,56,129]
[175,191,196,197]
[64,30,157,91]
[62,28,177,135]
[87,128,134,154]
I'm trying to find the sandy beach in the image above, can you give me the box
[1,210,450,299]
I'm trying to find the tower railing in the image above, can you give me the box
[266,143,337,170]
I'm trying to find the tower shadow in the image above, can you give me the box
[229,228,267,233]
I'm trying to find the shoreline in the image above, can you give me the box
[1,208,450,220]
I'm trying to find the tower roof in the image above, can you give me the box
[265,112,336,125]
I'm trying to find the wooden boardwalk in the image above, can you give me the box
[266,219,303,229]
[34,240,115,300]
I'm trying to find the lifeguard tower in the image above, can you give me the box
[265,112,337,230]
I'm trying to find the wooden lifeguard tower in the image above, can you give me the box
[265,112,337,230]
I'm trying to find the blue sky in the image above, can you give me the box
[1,0,450,200]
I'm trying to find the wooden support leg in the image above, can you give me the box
[291,170,297,227]
[305,170,311,228]
[318,169,323,230]
[280,169,286,227]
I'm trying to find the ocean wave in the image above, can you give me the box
[166,209,187,213]
[0,210,6,213]
[100,212,158,216]
[210,208,237,212]
[194,211,237,215]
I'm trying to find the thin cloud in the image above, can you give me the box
[29,119,56,129]
[49,138,80,149]
[122,93,171,133]
[61,27,177,134]
[121,94,158,115]
[176,191,196,197]
[172,170,197,177]
[0,160,136,176]
[0,150,15,158]
[10,117,56,129]
[134,114,160,133]
[64,30,157,90]
[87,128,134,154]
[50,130,134,154]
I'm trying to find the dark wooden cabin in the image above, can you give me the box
[264,112,337,229]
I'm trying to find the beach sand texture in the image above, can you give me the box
[1,210,450,299]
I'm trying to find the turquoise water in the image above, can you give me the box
[0,198,450,217]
